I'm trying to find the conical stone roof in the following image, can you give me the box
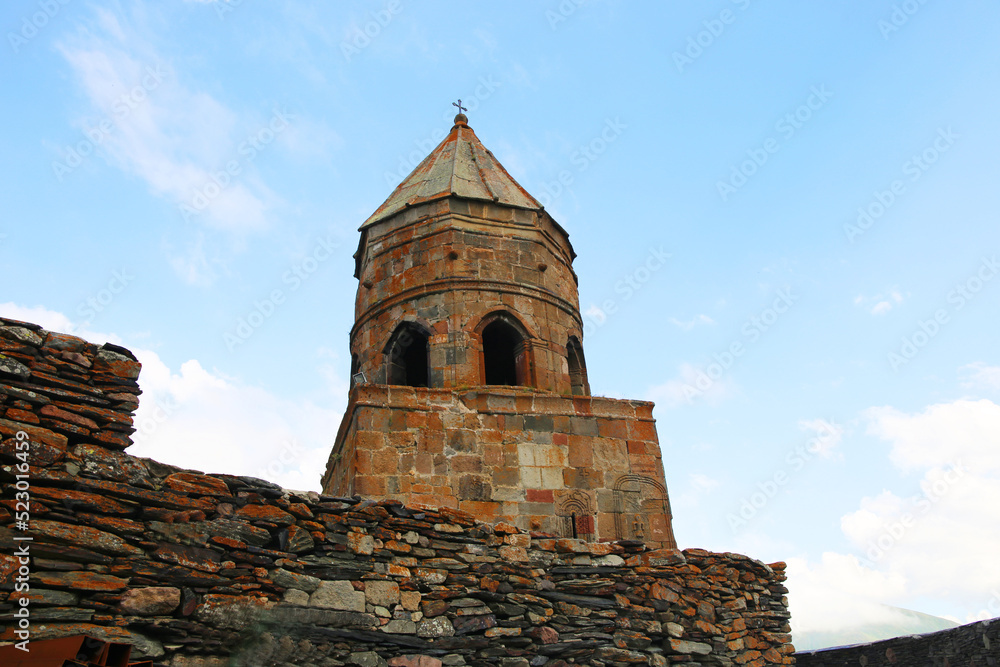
[363,114,542,228]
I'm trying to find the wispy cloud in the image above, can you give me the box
[669,314,715,331]
[959,362,1000,391]
[854,288,904,316]
[798,418,844,458]
[647,362,738,408]
[0,302,344,491]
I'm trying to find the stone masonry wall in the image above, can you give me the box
[324,385,676,550]
[0,317,142,453]
[794,618,999,666]
[352,199,583,394]
[1,321,795,665]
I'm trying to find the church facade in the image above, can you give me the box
[322,112,676,548]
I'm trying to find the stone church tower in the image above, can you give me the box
[323,112,676,549]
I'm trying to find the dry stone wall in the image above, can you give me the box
[0,320,795,666]
[794,618,999,666]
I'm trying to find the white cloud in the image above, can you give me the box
[797,418,843,458]
[647,362,738,408]
[855,288,904,316]
[50,7,347,284]
[0,303,344,492]
[689,473,720,493]
[782,394,1000,646]
[864,399,1000,472]
[57,11,276,233]
[669,314,715,331]
[959,362,1000,391]
[787,552,909,635]
[130,349,344,491]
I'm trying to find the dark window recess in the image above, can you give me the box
[567,336,589,396]
[385,324,430,387]
[483,319,522,386]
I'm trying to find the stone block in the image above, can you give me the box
[598,418,629,440]
[366,580,400,607]
[569,416,599,436]
[309,581,365,612]
[119,587,180,616]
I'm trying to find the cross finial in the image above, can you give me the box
[452,99,467,114]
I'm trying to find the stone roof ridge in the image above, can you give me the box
[362,113,543,228]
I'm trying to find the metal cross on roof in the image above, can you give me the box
[452,99,467,114]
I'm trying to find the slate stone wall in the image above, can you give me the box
[794,619,999,666]
[0,321,795,666]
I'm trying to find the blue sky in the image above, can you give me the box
[3,0,999,649]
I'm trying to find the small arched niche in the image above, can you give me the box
[567,336,590,396]
[479,313,532,387]
[383,322,431,387]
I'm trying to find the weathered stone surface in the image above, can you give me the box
[271,567,322,593]
[0,354,31,379]
[283,523,315,553]
[668,638,713,655]
[32,571,129,592]
[234,503,295,525]
[0,418,67,448]
[32,486,134,515]
[365,580,400,607]
[194,594,275,630]
[417,616,455,638]
[309,580,365,612]
[388,656,443,667]
[149,518,271,547]
[119,586,181,615]
[164,471,232,497]
[348,652,388,667]
[32,519,143,556]
[282,588,310,605]
[93,347,141,379]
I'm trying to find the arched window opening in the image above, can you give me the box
[384,323,430,387]
[482,319,524,386]
[567,336,590,396]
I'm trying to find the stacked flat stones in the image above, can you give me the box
[0,317,142,454]
[0,320,794,665]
